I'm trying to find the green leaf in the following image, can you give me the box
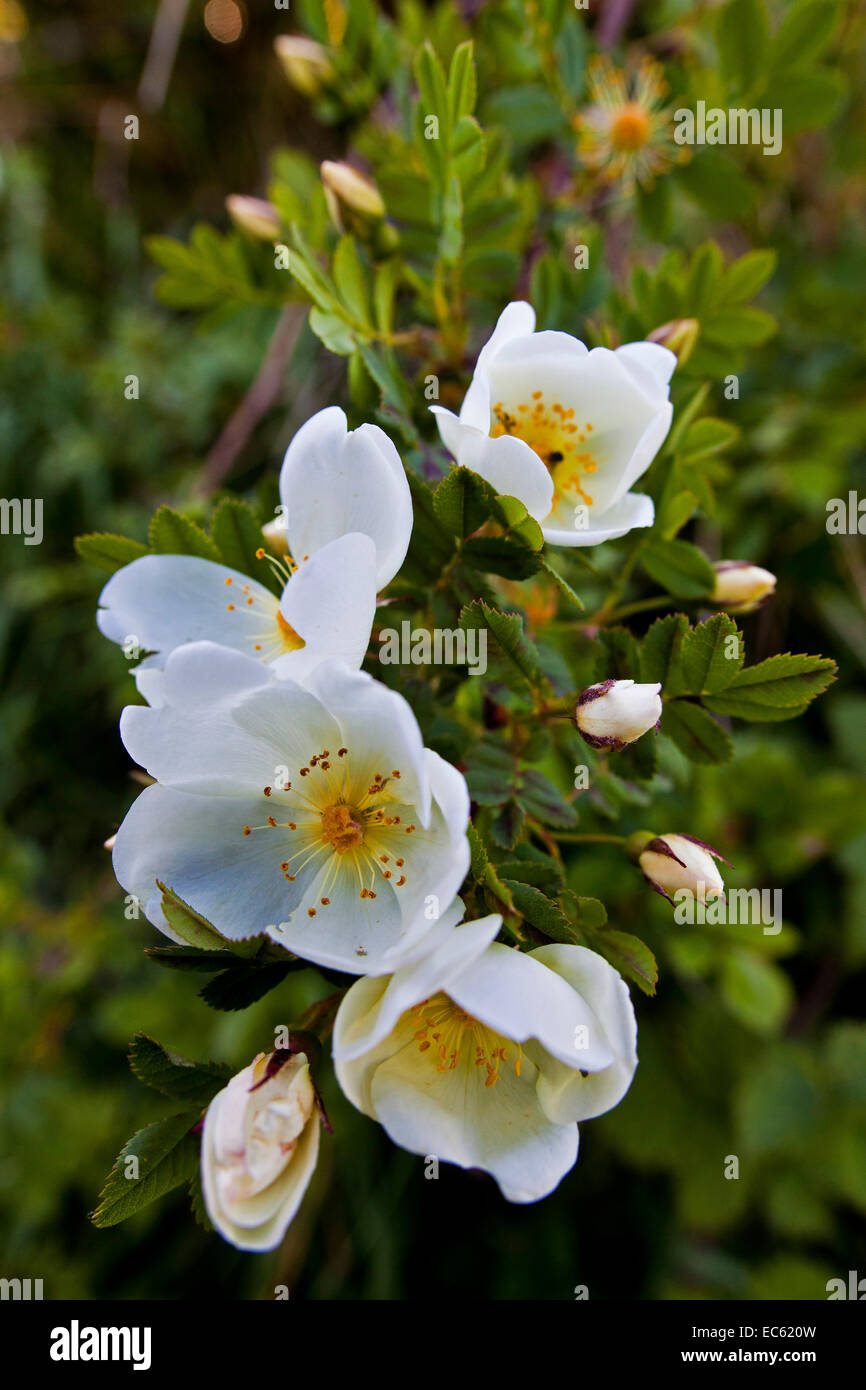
[517,768,578,829]
[75,532,149,575]
[640,613,689,689]
[491,800,525,850]
[158,883,230,950]
[772,0,842,73]
[704,653,837,720]
[459,600,547,694]
[565,894,608,931]
[402,473,456,584]
[199,960,297,1012]
[145,946,242,972]
[773,69,847,135]
[594,930,658,996]
[447,40,477,122]
[461,536,542,579]
[210,497,270,585]
[660,488,699,539]
[332,235,372,329]
[716,0,770,95]
[415,42,451,167]
[723,248,777,303]
[595,626,642,682]
[438,174,463,265]
[677,417,739,463]
[503,880,571,939]
[452,116,486,184]
[640,538,715,598]
[464,740,518,807]
[91,1114,199,1228]
[665,383,711,456]
[680,613,744,693]
[128,1034,230,1108]
[720,951,793,1034]
[539,557,584,610]
[467,822,489,881]
[662,699,734,765]
[703,307,776,348]
[496,853,563,893]
[685,241,724,316]
[373,259,400,337]
[309,308,357,356]
[433,467,492,537]
[148,506,221,562]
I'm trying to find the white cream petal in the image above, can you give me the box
[528,944,638,1124]
[271,532,376,682]
[370,1041,578,1203]
[97,554,279,667]
[279,406,412,589]
[303,659,431,828]
[332,915,502,1064]
[542,489,654,547]
[615,341,677,399]
[112,783,310,941]
[445,942,615,1072]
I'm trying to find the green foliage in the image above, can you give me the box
[5,0,863,1305]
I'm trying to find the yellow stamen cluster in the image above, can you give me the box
[491,395,596,508]
[241,744,415,911]
[410,993,523,1088]
[222,554,305,659]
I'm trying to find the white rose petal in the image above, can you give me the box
[333,918,638,1203]
[431,300,675,546]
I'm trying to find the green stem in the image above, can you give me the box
[552,832,626,845]
[606,594,676,622]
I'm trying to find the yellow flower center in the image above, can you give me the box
[242,748,415,917]
[610,102,651,151]
[411,992,522,1088]
[491,393,597,508]
[319,802,365,854]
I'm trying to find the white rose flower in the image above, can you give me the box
[333,914,638,1203]
[278,406,412,590]
[112,643,471,974]
[431,300,675,546]
[97,407,412,686]
[639,832,727,903]
[201,1051,319,1252]
[97,533,378,687]
[576,678,662,750]
[711,560,776,614]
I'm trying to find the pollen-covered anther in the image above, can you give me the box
[320,802,364,854]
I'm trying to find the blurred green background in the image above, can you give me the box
[1,0,865,1299]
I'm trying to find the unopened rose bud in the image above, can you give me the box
[225,195,281,242]
[321,160,385,230]
[639,832,727,904]
[711,561,776,614]
[261,516,289,556]
[274,35,333,96]
[201,1050,319,1251]
[575,678,662,751]
[647,317,699,366]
